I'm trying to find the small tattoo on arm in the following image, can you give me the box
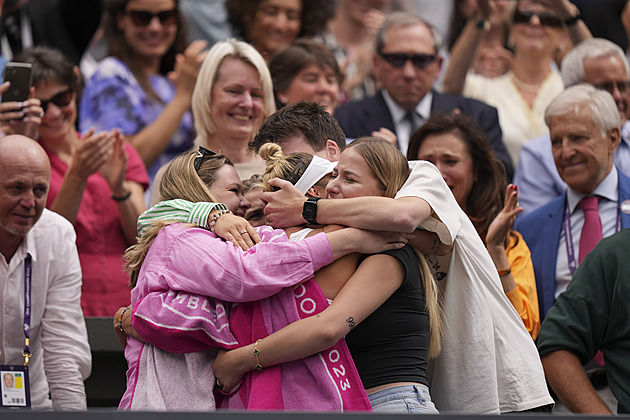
[429,238,441,253]
[346,316,355,329]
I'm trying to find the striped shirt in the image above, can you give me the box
[137,199,228,237]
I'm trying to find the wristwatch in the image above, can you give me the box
[302,197,321,225]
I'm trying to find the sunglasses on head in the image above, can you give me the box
[194,146,217,172]
[126,9,178,27]
[40,89,74,113]
[596,80,630,95]
[379,53,437,70]
[513,10,563,28]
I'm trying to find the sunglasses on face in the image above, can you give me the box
[126,9,178,27]
[379,53,437,70]
[40,89,74,113]
[194,146,217,172]
[513,10,563,28]
[596,80,630,95]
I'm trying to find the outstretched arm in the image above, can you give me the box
[125,41,207,166]
[117,228,410,352]
[262,178,432,233]
[443,0,492,95]
[212,254,405,390]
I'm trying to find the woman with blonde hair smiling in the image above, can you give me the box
[191,39,276,179]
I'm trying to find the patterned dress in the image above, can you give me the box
[79,57,195,184]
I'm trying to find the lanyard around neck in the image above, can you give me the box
[22,254,32,366]
[562,199,620,275]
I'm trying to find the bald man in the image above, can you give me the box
[0,135,91,410]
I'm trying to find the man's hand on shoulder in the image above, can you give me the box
[261,178,308,228]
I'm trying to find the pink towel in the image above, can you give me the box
[132,282,370,411]
[216,280,371,411]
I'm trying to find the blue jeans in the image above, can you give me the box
[368,384,439,414]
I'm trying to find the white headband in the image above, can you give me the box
[293,155,337,195]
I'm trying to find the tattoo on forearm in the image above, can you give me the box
[430,238,441,253]
[346,316,355,329]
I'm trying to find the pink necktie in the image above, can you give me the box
[579,196,605,366]
[578,196,602,264]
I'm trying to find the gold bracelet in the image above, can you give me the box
[253,339,263,371]
[498,267,512,277]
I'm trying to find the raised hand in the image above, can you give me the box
[67,128,115,180]
[486,184,522,248]
[99,130,128,196]
[169,39,208,102]
[0,85,43,139]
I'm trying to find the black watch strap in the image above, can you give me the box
[302,197,321,225]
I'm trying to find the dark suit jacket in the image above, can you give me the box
[333,89,513,179]
[515,169,630,319]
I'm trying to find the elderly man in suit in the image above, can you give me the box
[515,84,629,320]
[333,11,513,179]
[514,38,630,215]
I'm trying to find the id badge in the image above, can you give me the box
[0,365,30,409]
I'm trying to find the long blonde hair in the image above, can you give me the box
[347,137,442,357]
[124,150,232,287]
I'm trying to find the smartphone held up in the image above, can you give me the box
[2,62,32,103]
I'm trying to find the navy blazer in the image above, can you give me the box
[515,169,630,319]
[333,89,514,179]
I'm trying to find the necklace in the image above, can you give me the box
[511,73,542,94]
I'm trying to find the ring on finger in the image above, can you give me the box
[240,230,247,235]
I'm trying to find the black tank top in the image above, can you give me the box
[345,245,430,389]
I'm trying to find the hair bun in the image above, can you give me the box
[259,142,283,163]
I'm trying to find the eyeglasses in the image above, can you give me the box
[513,10,563,28]
[40,89,74,113]
[595,80,630,95]
[379,53,437,70]
[126,9,178,27]
[194,146,217,172]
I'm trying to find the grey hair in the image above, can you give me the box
[375,11,442,55]
[561,38,629,87]
[545,84,621,136]
[192,39,276,147]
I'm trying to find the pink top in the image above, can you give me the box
[44,141,149,316]
[119,224,339,410]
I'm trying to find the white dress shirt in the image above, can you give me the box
[556,166,620,297]
[382,89,431,156]
[0,209,91,410]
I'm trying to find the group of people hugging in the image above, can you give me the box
[112,106,551,413]
[2,0,629,414]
